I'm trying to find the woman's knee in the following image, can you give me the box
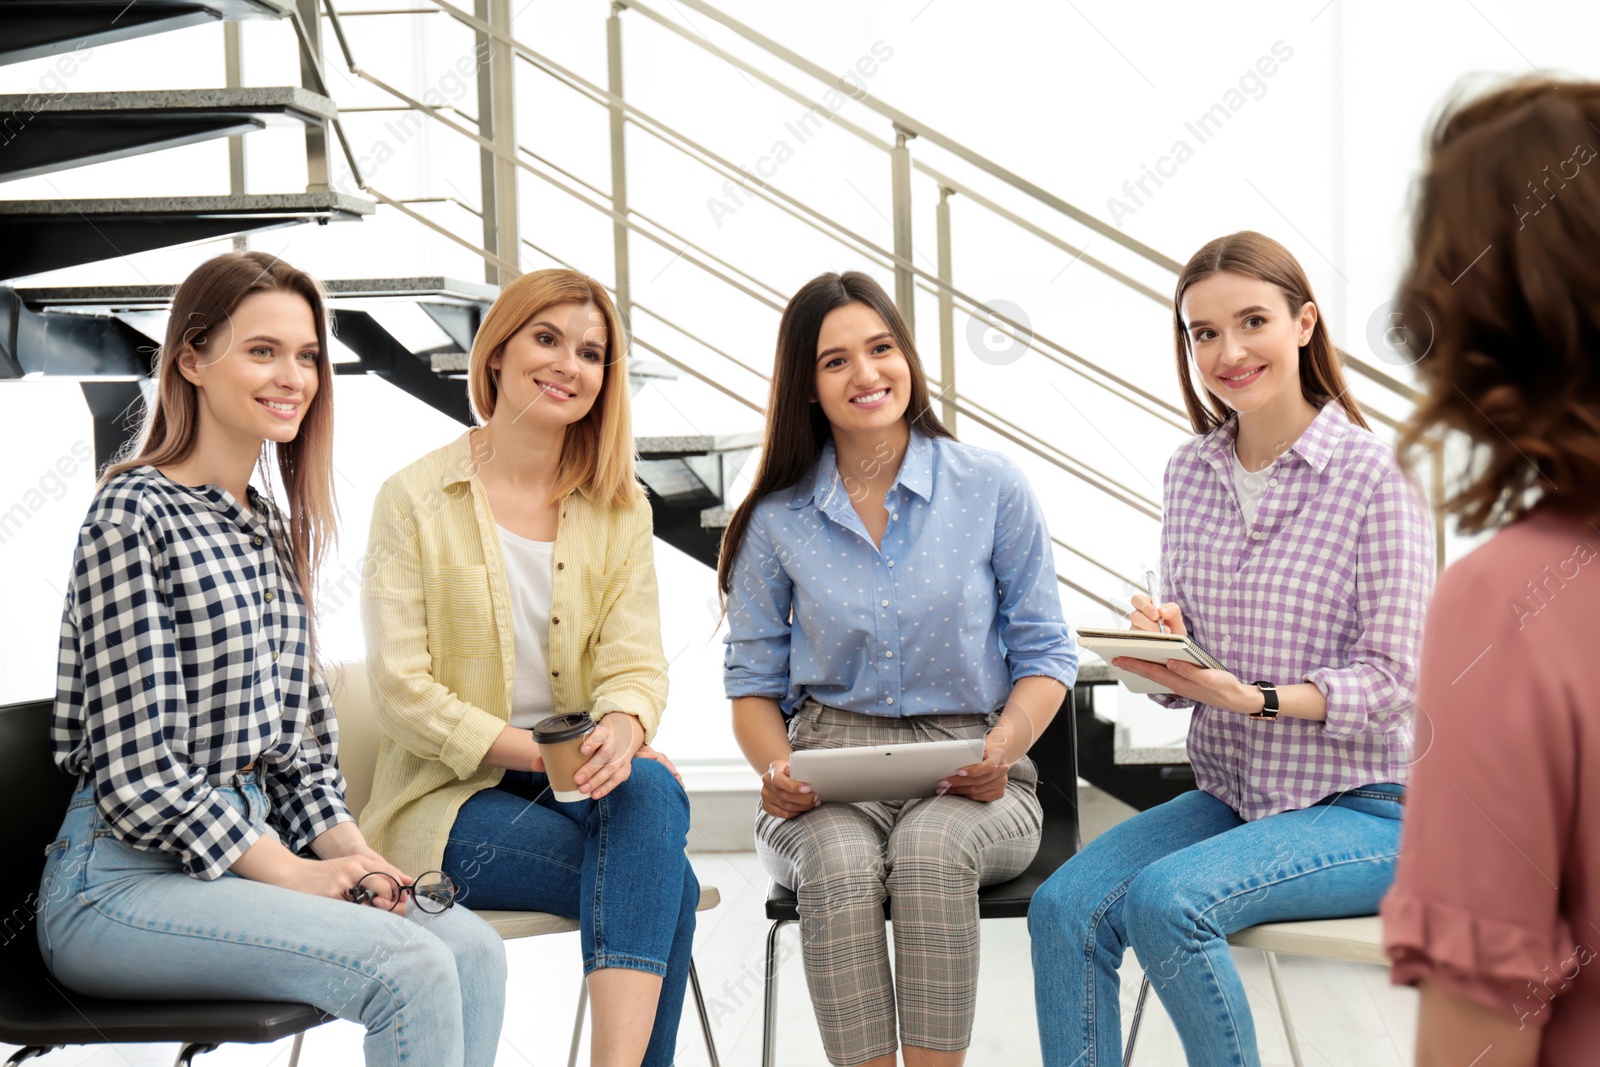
[1122,858,1202,961]
[1028,857,1108,942]
[602,757,689,827]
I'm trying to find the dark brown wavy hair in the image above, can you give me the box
[1173,231,1368,435]
[716,271,952,598]
[1396,78,1600,531]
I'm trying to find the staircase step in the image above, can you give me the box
[1,0,294,67]
[0,192,374,279]
[0,88,337,182]
[637,432,760,459]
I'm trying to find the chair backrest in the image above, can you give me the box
[1030,687,1082,854]
[0,700,79,1001]
[329,664,381,818]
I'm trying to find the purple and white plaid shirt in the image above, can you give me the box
[1156,403,1434,820]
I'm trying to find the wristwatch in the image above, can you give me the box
[1249,680,1279,720]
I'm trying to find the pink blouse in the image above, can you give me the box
[1382,509,1599,1059]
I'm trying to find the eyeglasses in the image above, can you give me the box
[344,870,458,913]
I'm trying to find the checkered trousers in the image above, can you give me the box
[54,468,351,880]
[1154,404,1435,820]
[756,701,1041,1064]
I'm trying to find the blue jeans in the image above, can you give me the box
[443,758,697,1067]
[36,773,506,1067]
[1029,784,1404,1067]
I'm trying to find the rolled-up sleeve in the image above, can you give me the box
[723,506,794,702]
[991,461,1077,686]
[588,499,669,741]
[264,669,353,854]
[67,520,260,881]
[361,481,506,780]
[1305,471,1434,739]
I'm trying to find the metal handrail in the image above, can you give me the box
[311,0,1444,600]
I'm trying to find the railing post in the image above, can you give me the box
[225,21,248,250]
[1431,437,1447,570]
[475,0,520,286]
[607,3,632,329]
[295,0,329,192]
[935,185,956,432]
[891,124,915,334]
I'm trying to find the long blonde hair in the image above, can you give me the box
[467,268,641,508]
[104,251,337,651]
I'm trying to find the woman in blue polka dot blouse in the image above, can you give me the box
[719,271,1079,1067]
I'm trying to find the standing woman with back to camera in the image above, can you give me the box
[37,252,506,1067]
[1030,231,1435,1066]
[1383,78,1600,1066]
[721,270,1077,1067]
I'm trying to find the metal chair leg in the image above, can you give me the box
[286,1031,305,1067]
[4,1048,61,1066]
[567,974,590,1067]
[174,1044,217,1067]
[761,919,790,1067]
[1263,950,1304,1067]
[688,958,721,1067]
[1123,972,1151,1066]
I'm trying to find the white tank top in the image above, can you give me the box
[497,525,556,729]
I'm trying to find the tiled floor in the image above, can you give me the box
[3,786,1419,1065]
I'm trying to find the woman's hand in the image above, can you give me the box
[1112,657,1259,714]
[761,758,820,818]
[939,746,1012,803]
[1129,594,1186,635]
[575,713,645,799]
[636,743,683,786]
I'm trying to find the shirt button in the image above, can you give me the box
[885,650,894,658]
[886,697,894,705]
[551,670,560,677]
[881,599,889,607]
[271,650,279,662]
[264,591,275,602]
[1269,479,1279,487]
[887,560,895,568]
[1250,532,1264,541]
[252,535,264,547]
[552,616,561,625]
[557,562,565,570]
[891,513,899,520]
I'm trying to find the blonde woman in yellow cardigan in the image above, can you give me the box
[361,268,697,1067]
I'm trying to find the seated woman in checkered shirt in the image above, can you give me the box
[37,252,506,1067]
[1030,231,1435,1067]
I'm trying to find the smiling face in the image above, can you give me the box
[179,288,321,449]
[1180,270,1317,418]
[489,300,608,428]
[813,301,912,437]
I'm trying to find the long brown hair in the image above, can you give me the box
[467,268,640,509]
[104,251,337,651]
[1397,78,1600,530]
[1172,231,1368,435]
[716,271,951,597]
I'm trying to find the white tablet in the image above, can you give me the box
[788,738,986,804]
[1074,627,1228,695]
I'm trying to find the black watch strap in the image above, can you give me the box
[1249,680,1279,720]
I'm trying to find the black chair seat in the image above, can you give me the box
[0,989,329,1046]
[0,699,330,1060]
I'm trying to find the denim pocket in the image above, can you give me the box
[85,829,183,883]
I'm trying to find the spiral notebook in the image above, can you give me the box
[1074,627,1228,695]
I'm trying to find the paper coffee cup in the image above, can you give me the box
[533,713,598,802]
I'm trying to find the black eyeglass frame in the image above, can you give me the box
[343,869,458,913]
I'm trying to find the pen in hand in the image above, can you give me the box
[1144,569,1168,633]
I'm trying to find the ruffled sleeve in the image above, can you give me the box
[1380,541,1579,1026]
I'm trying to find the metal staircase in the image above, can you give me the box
[1,0,1443,810]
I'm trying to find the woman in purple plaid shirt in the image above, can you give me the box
[1030,231,1434,1066]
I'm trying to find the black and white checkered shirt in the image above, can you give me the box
[55,467,351,880]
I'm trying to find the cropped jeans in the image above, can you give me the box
[1029,784,1405,1067]
[36,772,506,1067]
[443,758,698,1067]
